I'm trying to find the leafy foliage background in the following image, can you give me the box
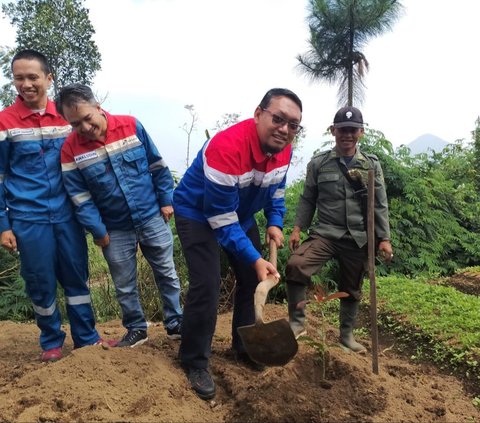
[0,0,101,106]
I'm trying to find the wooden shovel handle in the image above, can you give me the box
[368,169,379,374]
[268,239,277,267]
[254,240,279,324]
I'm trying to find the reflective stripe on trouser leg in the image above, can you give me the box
[12,220,66,351]
[55,219,100,347]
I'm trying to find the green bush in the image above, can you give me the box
[0,274,33,321]
[0,248,20,286]
[362,131,480,276]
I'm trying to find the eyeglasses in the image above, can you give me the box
[261,108,303,133]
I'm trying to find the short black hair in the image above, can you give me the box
[259,88,302,112]
[55,83,97,116]
[11,49,51,75]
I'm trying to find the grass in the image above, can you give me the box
[364,275,480,392]
[375,276,480,347]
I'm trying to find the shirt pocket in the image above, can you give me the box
[316,172,341,200]
[122,147,148,176]
[12,142,44,173]
[82,162,113,191]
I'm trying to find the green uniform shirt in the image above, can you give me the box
[294,148,390,248]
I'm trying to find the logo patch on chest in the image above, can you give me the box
[10,128,35,137]
[122,135,139,146]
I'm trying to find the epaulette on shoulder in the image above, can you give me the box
[363,152,379,161]
[312,150,329,160]
[309,150,331,169]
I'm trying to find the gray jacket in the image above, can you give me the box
[294,148,390,248]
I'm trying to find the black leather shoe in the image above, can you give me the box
[234,351,266,372]
[187,368,215,400]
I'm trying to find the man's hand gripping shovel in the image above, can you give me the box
[237,240,298,366]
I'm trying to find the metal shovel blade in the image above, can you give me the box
[236,241,298,366]
[237,317,298,366]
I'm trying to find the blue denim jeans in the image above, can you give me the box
[102,214,183,331]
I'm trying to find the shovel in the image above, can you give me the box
[237,240,298,366]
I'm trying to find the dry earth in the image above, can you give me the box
[438,270,480,296]
[0,297,479,423]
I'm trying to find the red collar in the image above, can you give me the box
[15,96,58,120]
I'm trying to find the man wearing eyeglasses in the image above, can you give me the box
[173,88,302,400]
[286,106,393,353]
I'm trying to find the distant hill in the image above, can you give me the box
[406,133,449,155]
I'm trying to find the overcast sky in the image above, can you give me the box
[1,0,479,181]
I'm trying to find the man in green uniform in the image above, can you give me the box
[286,106,393,352]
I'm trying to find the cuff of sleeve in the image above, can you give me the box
[244,248,262,266]
[91,225,107,240]
[157,193,173,208]
[267,216,284,230]
[0,217,11,233]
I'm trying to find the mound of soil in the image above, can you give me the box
[440,271,480,296]
[0,305,478,422]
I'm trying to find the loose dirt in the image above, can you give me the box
[0,303,478,423]
[437,270,480,296]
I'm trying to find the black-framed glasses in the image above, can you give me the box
[261,108,303,133]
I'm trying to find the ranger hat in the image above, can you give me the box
[333,106,364,128]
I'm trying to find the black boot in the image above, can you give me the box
[339,300,366,353]
[287,282,307,339]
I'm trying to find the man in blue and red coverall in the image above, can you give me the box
[173,88,303,400]
[56,83,183,348]
[0,49,109,362]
